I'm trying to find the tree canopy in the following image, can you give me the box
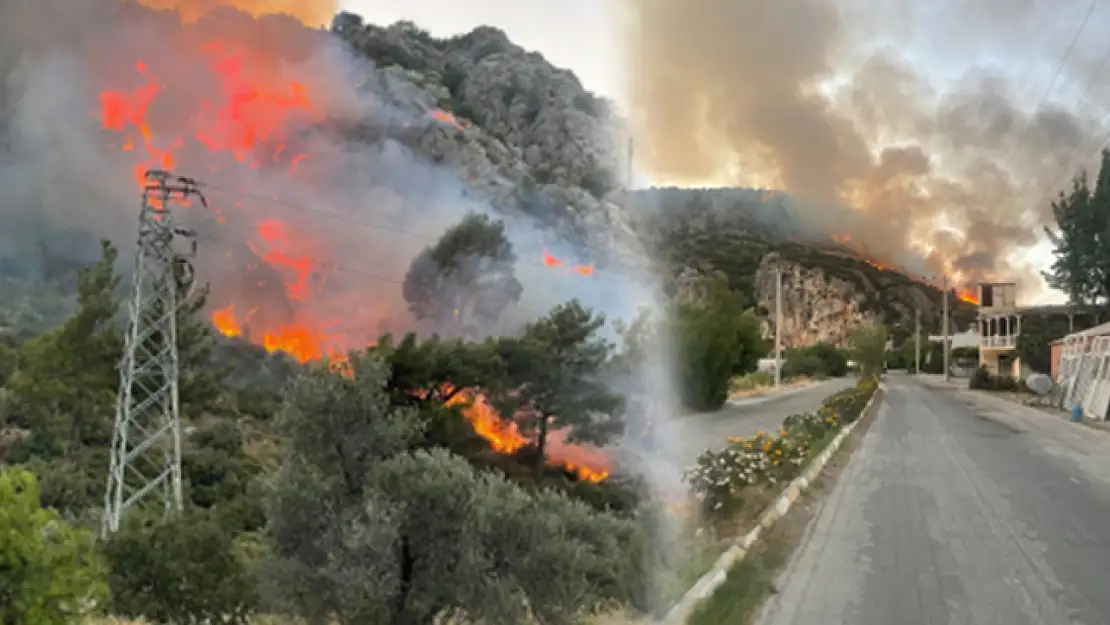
[262,352,644,624]
[848,324,888,378]
[0,467,106,625]
[672,278,766,411]
[1045,149,1110,304]
[497,300,625,472]
[402,213,523,337]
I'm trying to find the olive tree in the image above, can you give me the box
[262,352,645,624]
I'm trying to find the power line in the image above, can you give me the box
[194,180,601,275]
[187,230,560,319]
[1005,0,1099,165]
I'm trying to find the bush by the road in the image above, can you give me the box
[673,282,767,412]
[782,342,849,379]
[968,364,1022,392]
[686,377,879,519]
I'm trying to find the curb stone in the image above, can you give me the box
[660,383,886,625]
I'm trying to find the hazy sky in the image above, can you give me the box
[338,0,1110,303]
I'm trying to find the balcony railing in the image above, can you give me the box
[980,335,1017,348]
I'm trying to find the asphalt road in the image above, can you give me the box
[755,374,1110,625]
[660,377,856,469]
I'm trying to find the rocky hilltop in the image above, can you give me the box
[330,15,641,270]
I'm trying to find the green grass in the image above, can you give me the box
[686,540,790,625]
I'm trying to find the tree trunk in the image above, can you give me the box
[393,534,415,620]
[534,414,549,475]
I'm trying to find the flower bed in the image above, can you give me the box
[650,377,880,615]
[686,376,879,525]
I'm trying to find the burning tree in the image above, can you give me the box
[402,213,523,338]
[262,351,644,624]
[495,300,625,475]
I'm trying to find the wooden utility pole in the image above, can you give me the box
[914,309,921,375]
[943,274,950,381]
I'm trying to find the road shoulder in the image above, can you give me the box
[679,385,885,625]
[919,377,1110,490]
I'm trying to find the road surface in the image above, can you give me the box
[756,374,1110,625]
[662,377,856,469]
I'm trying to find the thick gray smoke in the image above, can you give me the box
[0,0,652,352]
[624,0,1110,298]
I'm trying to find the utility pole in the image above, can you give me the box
[102,170,207,537]
[774,256,783,388]
[627,136,634,189]
[942,273,951,381]
[914,309,921,375]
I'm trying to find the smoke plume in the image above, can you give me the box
[624,0,1110,298]
[0,0,653,358]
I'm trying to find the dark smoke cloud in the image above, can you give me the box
[0,0,650,351]
[624,0,1110,298]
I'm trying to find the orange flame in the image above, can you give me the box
[957,287,979,305]
[97,25,608,481]
[211,305,242,337]
[444,386,609,482]
[542,249,594,277]
[134,0,336,26]
[830,234,979,301]
[429,108,469,130]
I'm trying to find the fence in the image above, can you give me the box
[1053,334,1110,420]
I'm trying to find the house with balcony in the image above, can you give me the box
[977,282,1022,377]
[977,282,1110,378]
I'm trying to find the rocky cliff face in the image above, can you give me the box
[330,16,644,272]
[752,251,973,347]
[753,257,881,348]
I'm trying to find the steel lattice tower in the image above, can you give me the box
[102,170,206,537]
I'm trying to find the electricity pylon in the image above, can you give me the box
[102,170,206,537]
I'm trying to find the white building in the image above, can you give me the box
[977,282,1022,377]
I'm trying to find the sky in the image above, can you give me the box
[338,0,1110,304]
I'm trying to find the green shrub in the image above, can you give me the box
[782,342,849,379]
[968,365,1022,392]
[674,283,766,411]
[101,507,258,625]
[969,364,991,389]
[0,467,106,625]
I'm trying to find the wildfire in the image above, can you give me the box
[829,234,980,303]
[429,108,469,131]
[134,0,336,26]
[957,287,979,305]
[97,6,611,483]
[211,305,242,337]
[542,249,594,277]
[444,387,610,482]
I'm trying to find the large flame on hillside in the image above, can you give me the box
[97,2,610,481]
[829,234,979,305]
[135,0,336,26]
[444,388,610,482]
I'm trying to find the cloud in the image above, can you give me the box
[624,0,1110,297]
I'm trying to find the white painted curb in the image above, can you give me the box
[660,383,886,625]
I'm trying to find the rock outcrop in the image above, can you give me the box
[753,256,881,348]
[330,16,643,272]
